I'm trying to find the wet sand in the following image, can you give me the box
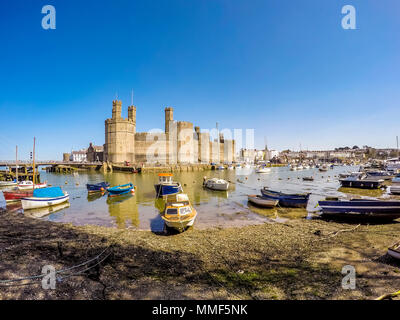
[0,207,399,300]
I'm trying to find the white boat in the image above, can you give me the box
[21,187,69,210]
[0,180,18,187]
[203,177,229,191]
[392,174,400,183]
[247,195,278,208]
[303,165,310,170]
[256,166,271,173]
[290,165,297,171]
[243,164,251,169]
[236,164,242,169]
[297,165,304,170]
[161,194,197,232]
[24,201,70,218]
[216,165,225,170]
[17,181,47,190]
[227,165,234,170]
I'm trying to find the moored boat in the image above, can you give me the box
[17,181,47,190]
[3,190,33,202]
[318,198,400,220]
[260,188,310,208]
[108,183,135,196]
[86,182,110,193]
[365,170,394,181]
[21,187,69,210]
[247,195,278,208]
[319,165,328,172]
[161,193,197,232]
[339,172,384,189]
[0,180,18,187]
[154,173,182,198]
[388,242,400,260]
[303,176,314,181]
[256,166,271,173]
[203,177,229,191]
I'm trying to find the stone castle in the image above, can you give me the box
[104,100,235,165]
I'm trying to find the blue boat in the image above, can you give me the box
[260,188,310,208]
[86,182,110,193]
[318,198,400,221]
[108,183,134,196]
[154,173,182,198]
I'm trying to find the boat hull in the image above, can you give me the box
[339,180,383,189]
[154,183,182,197]
[318,200,400,220]
[248,195,278,208]
[204,180,229,191]
[162,215,197,232]
[388,244,400,260]
[21,194,69,210]
[261,189,309,208]
[86,182,109,193]
[3,190,33,202]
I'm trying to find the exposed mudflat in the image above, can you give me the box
[0,207,399,300]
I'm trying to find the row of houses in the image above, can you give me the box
[63,143,104,163]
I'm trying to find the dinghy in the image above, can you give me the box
[17,181,47,190]
[154,173,182,197]
[388,242,400,260]
[247,195,278,208]
[108,183,135,196]
[256,166,271,173]
[317,198,400,221]
[261,188,310,208]
[203,177,229,191]
[161,193,197,232]
[303,176,314,181]
[86,182,110,193]
[21,187,69,210]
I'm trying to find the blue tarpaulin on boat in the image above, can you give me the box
[33,187,64,198]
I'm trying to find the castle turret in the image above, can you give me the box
[128,105,136,132]
[112,100,122,119]
[165,107,173,134]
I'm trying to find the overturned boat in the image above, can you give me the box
[261,188,310,208]
[318,198,400,221]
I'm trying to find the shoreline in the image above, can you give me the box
[0,207,399,300]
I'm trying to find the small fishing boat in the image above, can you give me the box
[21,187,69,210]
[247,195,278,208]
[303,176,314,181]
[227,165,234,170]
[154,173,182,198]
[290,165,297,171]
[303,165,310,170]
[3,190,33,202]
[297,165,304,170]
[318,198,400,221]
[256,166,271,173]
[339,172,351,179]
[216,165,225,170]
[108,183,135,196]
[339,172,384,189]
[0,180,18,187]
[319,165,328,172]
[203,177,229,191]
[261,188,310,208]
[17,181,47,190]
[86,182,110,193]
[161,193,197,232]
[236,164,242,169]
[388,242,400,260]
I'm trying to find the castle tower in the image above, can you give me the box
[165,107,173,134]
[112,100,122,119]
[105,100,135,164]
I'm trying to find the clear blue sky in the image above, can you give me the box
[0,0,399,160]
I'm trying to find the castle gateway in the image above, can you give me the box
[104,100,236,165]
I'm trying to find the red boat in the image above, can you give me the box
[3,190,33,202]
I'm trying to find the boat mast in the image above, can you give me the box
[33,137,36,185]
[15,145,18,182]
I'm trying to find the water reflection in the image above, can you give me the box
[0,165,367,230]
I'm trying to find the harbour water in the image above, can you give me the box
[0,165,375,232]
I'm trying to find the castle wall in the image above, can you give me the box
[177,121,194,164]
[135,132,168,164]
